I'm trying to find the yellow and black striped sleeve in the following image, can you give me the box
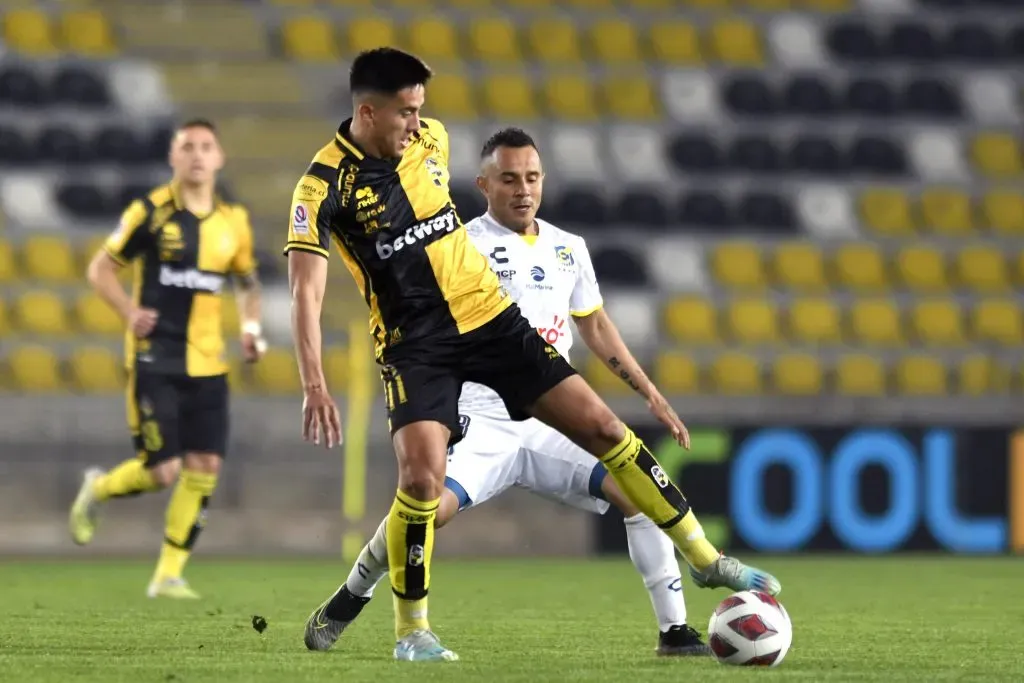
[230,204,258,277]
[283,165,339,260]
[104,198,152,265]
[421,117,450,167]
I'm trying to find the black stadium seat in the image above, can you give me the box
[0,65,47,107]
[738,192,796,233]
[1006,25,1024,61]
[723,75,777,117]
[946,24,1003,63]
[554,187,607,227]
[678,191,732,229]
[901,78,962,118]
[784,75,837,117]
[827,23,882,62]
[57,183,113,219]
[147,126,175,161]
[667,134,721,173]
[887,22,940,63]
[449,184,485,221]
[789,137,843,175]
[0,125,34,165]
[729,136,781,173]
[849,136,907,176]
[36,126,93,165]
[95,126,147,165]
[590,246,648,287]
[51,67,110,107]
[845,78,897,117]
[117,183,153,209]
[616,190,667,227]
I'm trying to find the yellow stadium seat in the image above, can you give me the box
[743,0,793,10]
[909,299,964,347]
[0,239,17,283]
[860,188,914,236]
[956,355,1008,396]
[982,190,1024,235]
[527,18,582,64]
[407,16,460,63]
[895,355,947,396]
[971,133,1022,178]
[894,246,947,292]
[447,0,494,7]
[787,298,841,345]
[0,298,9,336]
[543,73,598,121]
[281,16,337,62]
[602,75,659,120]
[971,299,1022,346]
[685,0,731,8]
[323,346,350,392]
[708,20,763,65]
[589,19,642,64]
[221,295,241,337]
[344,17,397,55]
[390,0,436,7]
[467,17,521,63]
[919,188,975,235]
[505,0,549,8]
[835,354,885,396]
[726,298,778,345]
[61,10,117,56]
[1018,250,1024,285]
[80,235,107,269]
[584,355,634,396]
[75,292,122,336]
[773,242,826,292]
[802,0,852,10]
[849,298,903,346]
[251,348,301,395]
[481,72,538,119]
[832,243,887,292]
[955,246,1008,293]
[711,242,765,290]
[654,351,700,394]
[22,236,77,283]
[3,9,57,56]
[772,353,822,396]
[710,352,761,395]
[15,290,69,336]
[564,0,616,7]
[424,72,477,120]
[8,346,63,393]
[650,22,702,64]
[70,347,123,394]
[631,0,677,8]
[663,296,718,345]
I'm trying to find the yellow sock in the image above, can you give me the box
[92,457,158,502]
[600,428,720,571]
[386,490,438,640]
[155,470,217,581]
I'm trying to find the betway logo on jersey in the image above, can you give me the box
[375,209,457,260]
[159,265,225,293]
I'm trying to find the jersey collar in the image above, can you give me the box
[482,210,542,242]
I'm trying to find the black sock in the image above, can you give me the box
[324,584,372,621]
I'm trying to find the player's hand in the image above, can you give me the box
[241,332,267,364]
[647,390,690,450]
[128,306,158,338]
[302,386,343,448]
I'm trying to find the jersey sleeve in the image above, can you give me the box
[283,172,334,259]
[421,118,450,166]
[230,205,258,277]
[568,238,603,317]
[104,199,152,265]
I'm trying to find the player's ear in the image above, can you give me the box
[475,174,487,195]
[213,141,225,171]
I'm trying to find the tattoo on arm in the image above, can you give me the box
[607,356,641,392]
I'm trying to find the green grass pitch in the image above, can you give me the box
[2,556,1022,682]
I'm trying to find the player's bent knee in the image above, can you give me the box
[434,488,461,529]
[148,458,181,488]
[184,452,222,474]
[602,476,640,518]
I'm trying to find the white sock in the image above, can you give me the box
[624,513,687,631]
[344,517,389,598]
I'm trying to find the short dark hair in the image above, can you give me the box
[350,48,432,96]
[176,118,217,136]
[480,127,538,159]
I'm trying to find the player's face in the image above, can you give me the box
[477,146,544,232]
[366,85,424,158]
[169,126,224,186]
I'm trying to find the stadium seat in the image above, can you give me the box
[584,354,633,396]
[8,345,63,393]
[654,351,700,395]
[919,188,975,235]
[894,246,948,292]
[602,75,659,120]
[3,9,58,56]
[789,137,843,175]
[52,67,110,108]
[251,348,301,396]
[75,292,122,336]
[803,0,853,14]
[729,136,781,173]
[971,299,1021,346]
[0,65,47,109]
[723,76,777,117]
[710,352,762,395]
[772,242,827,292]
[281,16,338,62]
[589,19,642,64]
[467,17,521,63]
[910,299,965,347]
[828,22,882,62]
[849,136,907,176]
[0,125,34,165]
[971,133,1023,177]
[649,21,702,64]
[527,18,583,64]
[344,17,397,55]
[982,190,1024,235]
[946,23,1003,63]
[787,298,841,345]
[783,75,835,116]
[407,16,460,63]
[95,126,147,165]
[738,193,796,234]
[726,298,779,345]
[772,353,823,396]
[69,347,122,394]
[835,354,885,396]
[667,135,721,173]
[955,246,1008,293]
[323,346,350,392]
[744,0,794,10]
[0,297,8,336]
[22,236,77,283]
[849,298,903,346]
[543,73,597,120]
[61,10,117,56]
[711,242,765,290]
[957,355,1005,396]
[902,78,962,118]
[219,295,242,337]
[553,187,608,226]
[663,296,718,345]
[591,246,648,286]
[679,191,732,228]
[15,290,69,336]
[36,127,93,166]
[708,20,763,65]
[0,239,17,283]
[895,355,947,396]
[616,190,667,226]
[887,21,939,63]
[425,72,477,120]
[860,188,915,236]
[845,77,896,117]
[631,0,677,7]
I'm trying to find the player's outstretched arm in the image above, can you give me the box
[288,250,341,448]
[574,308,689,449]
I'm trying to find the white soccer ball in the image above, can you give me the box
[707,590,792,667]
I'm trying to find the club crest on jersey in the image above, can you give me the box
[530,266,546,282]
[554,245,575,269]
[158,222,185,261]
[292,204,309,234]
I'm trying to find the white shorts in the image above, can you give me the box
[444,411,611,515]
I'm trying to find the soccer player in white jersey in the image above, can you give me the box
[304,127,781,656]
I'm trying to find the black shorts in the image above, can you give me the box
[379,304,577,448]
[127,371,229,466]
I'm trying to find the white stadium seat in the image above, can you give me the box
[444,123,482,181]
[796,185,859,238]
[0,174,64,229]
[645,238,709,293]
[908,129,968,181]
[601,291,656,348]
[608,124,671,184]
[660,71,722,125]
[109,62,172,117]
[964,74,1021,125]
[547,125,606,183]
[767,16,826,69]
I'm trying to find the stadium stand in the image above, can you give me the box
[0,0,1021,398]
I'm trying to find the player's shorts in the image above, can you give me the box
[444,410,611,516]
[379,304,576,447]
[127,370,229,466]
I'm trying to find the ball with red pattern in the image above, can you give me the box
[707,590,792,667]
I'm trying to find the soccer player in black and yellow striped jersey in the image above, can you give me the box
[68,119,266,600]
[288,49,781,662]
